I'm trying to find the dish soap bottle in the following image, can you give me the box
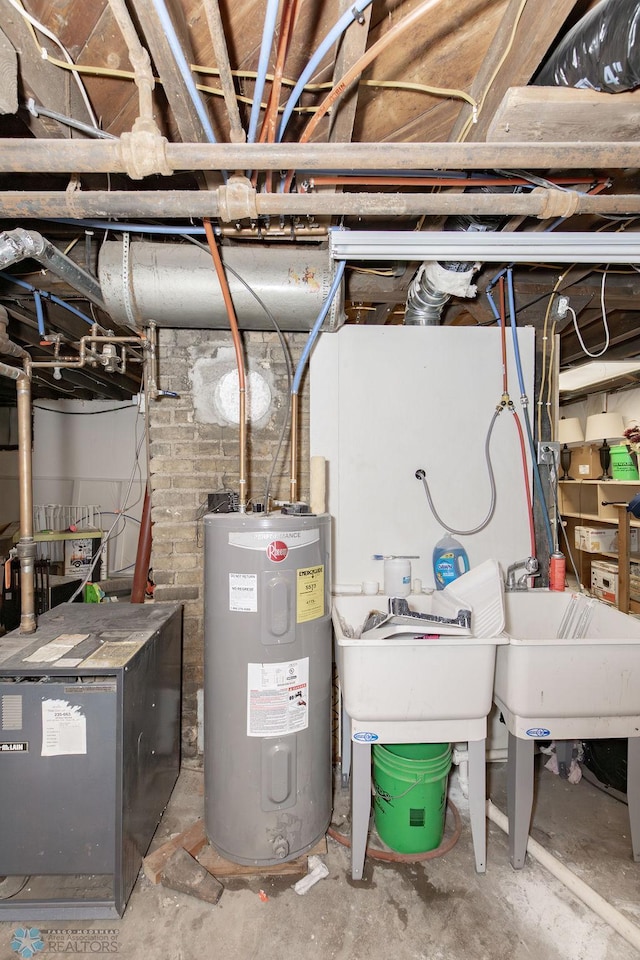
[432,534,470,590]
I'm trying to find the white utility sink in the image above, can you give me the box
[495,590,640,739]
[332,593,507,724]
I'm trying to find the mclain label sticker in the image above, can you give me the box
[0,741,28,753]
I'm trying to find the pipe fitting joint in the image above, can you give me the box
[16,540,36,564]
[118,129,174,180]
[218,176,259,223]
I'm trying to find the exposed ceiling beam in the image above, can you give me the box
[487,87,640,143]
[449,0,578,142]
[0,2,93,136]
[327,0,372,144]
[0,27,18,115]
[130,0,214,143]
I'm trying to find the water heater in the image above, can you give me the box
[204,512,332,865]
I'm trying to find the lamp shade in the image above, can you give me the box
[558,417,584,445]
[584,412,625,443]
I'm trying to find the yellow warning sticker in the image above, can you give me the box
[297,564,324,623]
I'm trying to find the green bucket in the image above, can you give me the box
[610,444,639,480]
[372,743,452,854]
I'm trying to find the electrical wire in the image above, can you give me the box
[24,100,117,140]
[416,411,499,536]
[292,261,346,395]
[33,403,136,414]
[456,0,528,142]
[568,270,611,359]
[295,0,450,149]
[66,418,146,602]
[180,232,292,509]
[5,0,98,127]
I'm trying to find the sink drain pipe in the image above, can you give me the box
[487,801,640,953]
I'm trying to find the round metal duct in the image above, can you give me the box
[98,241,344,332]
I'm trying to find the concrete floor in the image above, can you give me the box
[1,756,639,960]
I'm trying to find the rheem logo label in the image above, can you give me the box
[267,540,288,562]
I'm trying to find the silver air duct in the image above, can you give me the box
[98,241,344,332]
[0,228,106,310]
[404,261,477,326]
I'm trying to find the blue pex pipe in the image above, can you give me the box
[247,0,280,144]
[292,260,345,395]
[150,0,221,151]
[277,0,373,142]
[506,267,554,553]
[0,271,95,326]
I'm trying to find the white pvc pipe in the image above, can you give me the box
[487,801,640,953]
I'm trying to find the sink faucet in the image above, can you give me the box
[505,556,539,591]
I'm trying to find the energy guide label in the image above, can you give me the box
[229,573,258,612]
[297,564,324,623]
[247,658,309,737]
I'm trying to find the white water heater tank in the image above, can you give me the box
[204,512,332,865]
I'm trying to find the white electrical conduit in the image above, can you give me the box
[487,801,640,953]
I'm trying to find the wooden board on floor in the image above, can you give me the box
[143,819,207,884]
[196,837,327,880]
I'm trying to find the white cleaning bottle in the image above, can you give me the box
[432,534,470,591]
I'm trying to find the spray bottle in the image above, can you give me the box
[432,533,470,590]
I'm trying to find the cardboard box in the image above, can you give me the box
[575,526,639,554]
[591,559,619,606]
[575,526,618,553]
[572,445,602,479]
[64,534,104,579]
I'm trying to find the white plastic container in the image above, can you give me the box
[383,558,411,597]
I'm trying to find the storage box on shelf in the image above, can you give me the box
[559,480,640,613]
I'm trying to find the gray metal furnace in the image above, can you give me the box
[0,602,182,919]
[204,512,332,865]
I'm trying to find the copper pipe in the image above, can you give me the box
[282,0,447,192]
[260,0,298,145]
[16,372,36,634]
[289,391,298,504]
[203,218,248,512]
[131,488,152,604]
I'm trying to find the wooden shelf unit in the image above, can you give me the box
[559,480,640,614]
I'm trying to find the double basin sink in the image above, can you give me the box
[333,589,640,736]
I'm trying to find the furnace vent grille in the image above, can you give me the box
[2,695,22,730]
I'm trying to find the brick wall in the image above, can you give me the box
[148,328,310,756]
